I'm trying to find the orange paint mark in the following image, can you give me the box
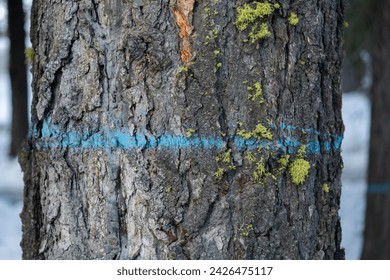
[172,0,194,64]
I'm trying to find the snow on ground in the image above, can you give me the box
[340,93,371,260]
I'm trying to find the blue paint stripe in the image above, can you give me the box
[30,121,343,154]
[367,184,390,194]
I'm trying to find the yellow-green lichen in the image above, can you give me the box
[247,82,264,103]
[235,1,275,42]
[248,22,271,43]
[237,129,252,140]
[185,128,195,138]
[253,158,266,182]
[235,1,274,31]
[216,62,222,68]
[228,165,237,170]
[277,154,290,169]
[166,185,172,193]
[237,123,272,140]
[214,167,225,179]
[245,151,256,164]
[213,49,221,55]
[25,47,35,64]
[252,123,273,140]
[296,144,306,157]
[288,12,299,25]
[323,183,329,193]
[222,149,232,163]
[239,224,254,237]
[288,145,310,185]
[178,66,189,74]
[274,3,280,9]
[289,158,310,185]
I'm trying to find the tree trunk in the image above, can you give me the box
[7,0,29,156]
[21,0,345,259]
[361,1,390,260]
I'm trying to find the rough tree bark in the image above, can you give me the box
[21,0,345,259]
[362,1,390,260]
[7,0,29,156]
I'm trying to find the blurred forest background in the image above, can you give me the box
[0,0,388,259]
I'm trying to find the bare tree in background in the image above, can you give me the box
[7,0,28,156]
[21,0,345,259]
[362,1,390,260]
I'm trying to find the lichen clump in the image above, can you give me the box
[288,12,299,25]
[185,128,195,137]
[25,47,35,64]
[247,82,264,103]
[235,1,277,42]
[289,159,310,184]
[252,124,273,140]
[214,167,225,179]
[323,183,330,193]
[289,145,310,185]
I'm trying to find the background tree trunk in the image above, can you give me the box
[7,0,28,156]
[21,0,345,259]
[361,1,390,260]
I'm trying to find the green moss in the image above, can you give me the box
[274,3,280,9]
[247,82,264,103]
[288,12,299,25]
[25,47,35,64]
[214,167,225,179]
[323,183,330,193]
[343,21,349,28]
[289,158,310,185]
[252,123,273,140]
[185,128,195,138]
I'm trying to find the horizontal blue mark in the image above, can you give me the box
[367,184,390,194]
[31,120,343,155]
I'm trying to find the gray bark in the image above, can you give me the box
[21,0,345,259]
